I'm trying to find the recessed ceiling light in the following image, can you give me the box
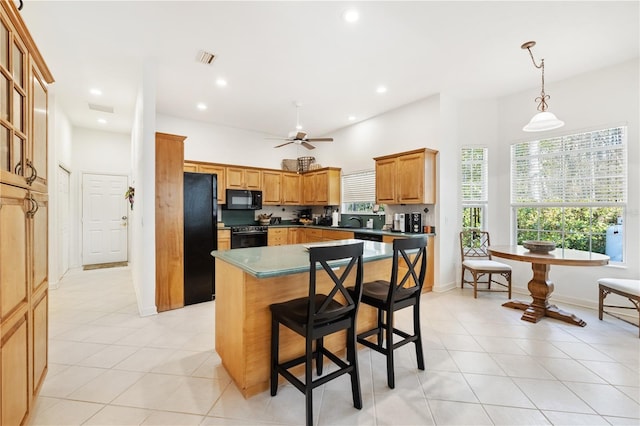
[216,78,227,87]
[348,116,356,121]
[376,86,387,94]
[97,118,107,124]
[343,9,359,23]
[90,88,102,96]
[197,102,207,111]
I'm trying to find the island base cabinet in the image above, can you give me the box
[215,257,390,398]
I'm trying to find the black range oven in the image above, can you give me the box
[230,225,268,249]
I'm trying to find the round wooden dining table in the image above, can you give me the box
[488,245,609,326]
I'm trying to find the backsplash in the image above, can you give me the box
[218,203,435,230]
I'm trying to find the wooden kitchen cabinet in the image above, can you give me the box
[226,166,261,190]
[374,148,437,204]
[281,172,301,205]
[301,168,341,206]
[217,229,230,250]
[0,2,54,422]
[303,228,323,243]
[267,227,288,246]
[287,227,302,244]
[322,229,353,241]
[183,161,226,204]
[262,170,282,205]
[155,132,186,312]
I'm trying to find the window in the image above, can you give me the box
[461,147,488,229]
[341,170,381,214]
[511,126,626,261]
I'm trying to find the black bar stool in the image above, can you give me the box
[350,236,427,388]
[270,242,364,426]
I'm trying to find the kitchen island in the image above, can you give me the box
[211,240,397,397]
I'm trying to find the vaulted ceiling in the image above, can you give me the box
[20,1,639,137]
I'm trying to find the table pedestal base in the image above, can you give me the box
[502,263,587,327]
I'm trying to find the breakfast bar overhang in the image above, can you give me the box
[211,240,398,398]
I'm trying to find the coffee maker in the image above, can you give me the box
[392,213,405,232]
[409,212,422,233]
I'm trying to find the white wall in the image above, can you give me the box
[492,58,639,308]
[130,61,158,317]
[47,91,73,287]
[157,114,287,170]
[69,127,131,268]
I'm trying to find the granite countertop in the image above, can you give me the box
[218,223,434,238]
[211,239,394,278]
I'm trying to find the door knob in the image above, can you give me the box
[122,216,128,220]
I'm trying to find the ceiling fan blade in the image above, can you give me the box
[274,141,294,148]
[306,137,333,142]
[295,131,307,140]
[301,141,315,150]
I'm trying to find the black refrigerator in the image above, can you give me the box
[184,172,218,305]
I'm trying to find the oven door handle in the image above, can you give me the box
[232,231,267,236]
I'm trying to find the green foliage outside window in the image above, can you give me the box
[515,206,623,256]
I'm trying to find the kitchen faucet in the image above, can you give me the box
[348,216,363,228]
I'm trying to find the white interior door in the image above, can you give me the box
[82,173,128,265]
[57,166,70,278]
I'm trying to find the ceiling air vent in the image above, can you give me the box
[197,50,216,65]
[88,103,114,114]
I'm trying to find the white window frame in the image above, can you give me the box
[461,146,488,230]
[510,126,627,262]
[341,169,379,214]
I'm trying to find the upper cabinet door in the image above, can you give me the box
[198,164,226,204]
[0,7,53,191]
[262,170,282,205]
[397,151,425,204]
[29,65,48,192]
[375,157,396,204]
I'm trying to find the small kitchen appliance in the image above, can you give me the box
[410,212,422,233]
[392,213,405,232]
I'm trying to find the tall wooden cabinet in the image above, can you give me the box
[155,133,186,312]
[0,2,53,424]
[374,148,438,204]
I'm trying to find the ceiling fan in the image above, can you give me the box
[268,103,333,150]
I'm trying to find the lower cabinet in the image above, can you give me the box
[322,229,353,241]
[1,311,29,426]
[217,229,230,250]
[0,183,48,425]
[32,288,48,396]
[287,228,301,245]
[268,228,288,246]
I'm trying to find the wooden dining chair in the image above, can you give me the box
[270,242,364,426]
[459,229,512,298]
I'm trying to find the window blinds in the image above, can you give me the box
[511,126,627,204]
[461,147,488,203]
[342,170,376,203]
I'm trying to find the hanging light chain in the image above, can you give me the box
[523,42,550,112]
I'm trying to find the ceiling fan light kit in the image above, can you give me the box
[521,41,564,132]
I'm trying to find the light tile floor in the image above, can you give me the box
[29,266,640,425]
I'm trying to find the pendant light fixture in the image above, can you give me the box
[521,41,564,132]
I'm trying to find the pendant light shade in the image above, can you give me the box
[521,41,564,132]
[523,111,565,132]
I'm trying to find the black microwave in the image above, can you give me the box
[224,189,263,210]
